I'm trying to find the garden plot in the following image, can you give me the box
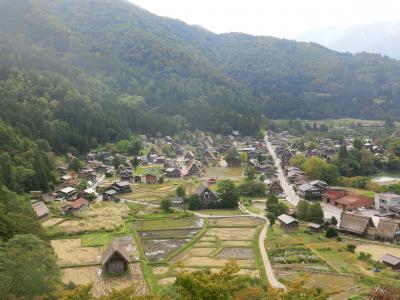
[206,227,256,240]
[55,202,129,234]
[92,263,148,297]
[208,217,263,227]
[216,247,254,260]
[41,217,64,227]
[138,228,201,239]
[51,238,101,267]
[141,238,190,261]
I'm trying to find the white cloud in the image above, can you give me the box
[129,0,400,38]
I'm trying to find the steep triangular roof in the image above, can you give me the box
[101,242,131,266]
[339,213,374,234]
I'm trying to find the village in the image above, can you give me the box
[28,128,400,299]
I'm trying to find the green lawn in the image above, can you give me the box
[81,232,112,247]
[339,187,375,199]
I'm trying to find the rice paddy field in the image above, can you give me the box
[62,263,148,297]
[51,238,102,267]
[148,216,264,287]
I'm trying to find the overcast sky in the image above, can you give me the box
[130,0,400,38]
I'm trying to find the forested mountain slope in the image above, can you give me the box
[1,0,400,152]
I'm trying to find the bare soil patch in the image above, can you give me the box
[356,243,400,261]
[51,238,101,267]
[216,247,253,259]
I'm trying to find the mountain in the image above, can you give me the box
[1,0,400,155]
[296,22,400,59]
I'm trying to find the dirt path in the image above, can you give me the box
[239,204,286,289]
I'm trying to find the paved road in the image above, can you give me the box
[239,203,286,289]
[265,134,342,220]
[265,135,300,206]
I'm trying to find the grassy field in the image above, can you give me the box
[135,164,164,176]
[204,166,244,180]
[338,187,375,198]
[81,232,113,247]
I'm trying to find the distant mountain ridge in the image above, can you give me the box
[296,22,400,59]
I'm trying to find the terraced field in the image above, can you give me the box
[150,216,264,286]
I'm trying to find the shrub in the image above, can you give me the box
[160,198,172,212]
[325,227,338,238]
[346,244,356,253]
[358,251,372,262]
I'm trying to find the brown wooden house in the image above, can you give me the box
[145,174,158,184]
[277,214,299,231]
[267,180,283,195]
[338,213,375,237]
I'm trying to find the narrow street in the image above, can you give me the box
[265,134,342,220]
[239,203,286,290]
[265,135,300,206]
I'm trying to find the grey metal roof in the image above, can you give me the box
[382,253,400,266]
[277,214,298,225]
